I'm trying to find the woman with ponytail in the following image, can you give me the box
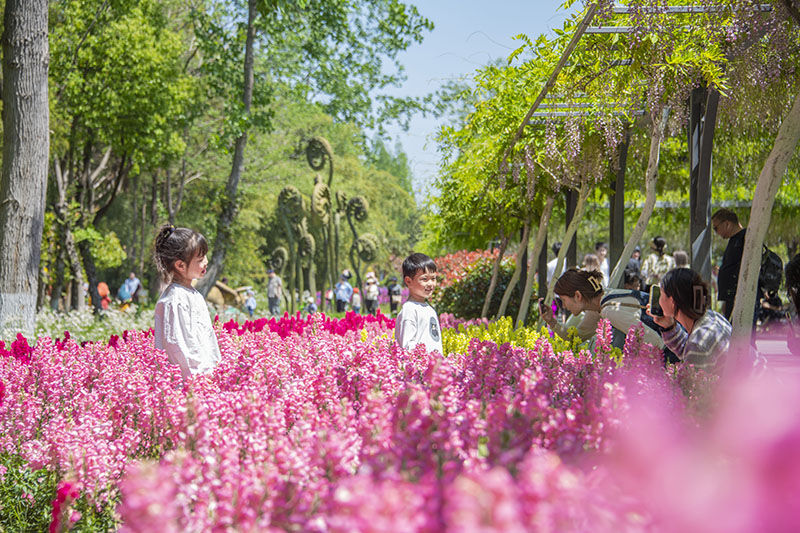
[648,268,732,369]
[542,268,665,353]
[641,236,675,291]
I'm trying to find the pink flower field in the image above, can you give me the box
[1,312,799,532]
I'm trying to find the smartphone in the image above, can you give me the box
[649,285,663,316]
[538,298,550,317]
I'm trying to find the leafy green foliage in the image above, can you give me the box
[72,227,127,271]
[50,0,196,165]
[0,454,117,532]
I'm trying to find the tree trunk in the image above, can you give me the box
[496,218,531,319]
[79,240,102,312]
[544,181,592,309]
[481,231,509,318]
[0,0,49,336]
[138,191,148,275]
[731,90,800,333]
[60,226,84,311]
[51,247,65,311]
[608,108,670,289]
[53,158,84,311]
[516,195,555,327]
[131,174,139,269]
[195,0,256,297]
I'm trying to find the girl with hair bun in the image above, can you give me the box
[648,268,732,369]
[152,224,221,378]
[542,268,665,353]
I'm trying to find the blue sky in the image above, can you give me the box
[384,1,580,201]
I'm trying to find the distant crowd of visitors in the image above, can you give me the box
[541,207,800,370]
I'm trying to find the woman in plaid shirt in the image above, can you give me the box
[649,268,732,369]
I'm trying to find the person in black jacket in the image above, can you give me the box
[712,208,747,320]
[786,254,800,352]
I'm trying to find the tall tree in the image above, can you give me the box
[48,0,196,310]
[196,0,433,295]
[0,0,49,336]
[196,0,257,295]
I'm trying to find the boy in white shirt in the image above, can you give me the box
[395,253,443,355]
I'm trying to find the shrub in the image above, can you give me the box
[431,249,536,322]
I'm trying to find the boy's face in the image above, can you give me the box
[405,269,437,302]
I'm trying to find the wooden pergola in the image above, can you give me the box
[500,2,773,296]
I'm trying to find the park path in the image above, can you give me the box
[755,336,800,377]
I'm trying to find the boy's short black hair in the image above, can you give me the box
[402,252,437,281]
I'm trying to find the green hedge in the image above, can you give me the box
[433,253,537,322]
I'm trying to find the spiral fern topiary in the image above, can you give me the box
[354,233,379,263]
[346,196,369,222]
[270,246,288,272]
[299,231,315,259]
[306,136,334,172]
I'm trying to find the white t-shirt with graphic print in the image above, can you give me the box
[395,300,443,355]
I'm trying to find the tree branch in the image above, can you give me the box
[93,152,130,223]
[88,147,112,188]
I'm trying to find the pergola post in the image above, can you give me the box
[609,128,630,286]
[565,189,578,268]
[538,235,548,299]
[689,86,719,282]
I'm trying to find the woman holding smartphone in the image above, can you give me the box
[648,268,732,369]
[542,268,665,352]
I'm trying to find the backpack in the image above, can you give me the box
[760,245,783,293]
[601,290,661,336]
[117,285,131,301]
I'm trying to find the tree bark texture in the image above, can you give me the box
[0,0,49,336]
[730,90,800,334]
[607,108,670,289]
[481,232,509,318]
[496,218,531,319]
[196,0,257,297]
[516,195,555,328]
[79,240,102,311]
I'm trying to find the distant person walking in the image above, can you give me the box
[641,236,675,291]
[595,242,610,283]
[244,290,257,317]
[335,273,353,313]
[267,269,283,316]
[387,276,402,316]
[627,245,642,274]
[582,253,606,286]
[711,208,748,320]
[673,250,689,269]
[364,271,380,315]
[123,272,142,303]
